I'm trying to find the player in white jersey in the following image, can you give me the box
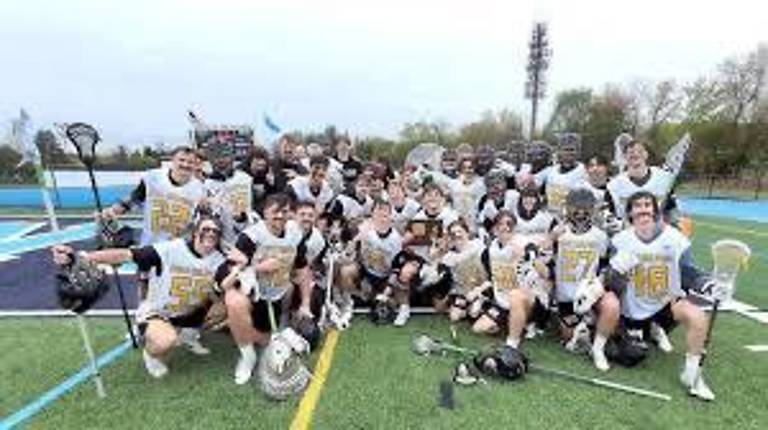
[387,177,421,234]
[52,216,226,379]
[405,183,460,260]
[287,156,335,213]
[216,194,312,384]
[294,200,327,269]
[471,210,526,335]
[606,139,676,222]
[476,169,519,239]
[607,191,717,400]
[101,146,205,246]
[327,174,374,237]
[514,185,555,249]
[550,189,618,371]
[424,157,486,228]
[437,219,489,323]
[543,133,588,218]
[204,143,254,244]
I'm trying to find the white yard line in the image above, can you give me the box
[0,222,46,243]
[744,345,768,352]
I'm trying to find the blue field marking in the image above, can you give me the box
[0,186,133,209]
[0,223,96,257]
[0,339,132,430]
[0,222,43,242]
[680,198,768,223]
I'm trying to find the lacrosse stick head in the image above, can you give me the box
[258,333,311,401]
[65,122,100,165]
[412,334,441,355]
[711,239,751,301]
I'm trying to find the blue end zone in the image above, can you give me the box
[679,198,768,223]
[0,186,133,209]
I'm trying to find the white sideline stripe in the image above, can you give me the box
[744,345,768,352]
[690,293,766,324]
[0,222,45,242]
[0,309,137,318]
[0,254,18,263]
[0,307,441,318]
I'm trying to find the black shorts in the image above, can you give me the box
[138,306,208,336]
[482,302,509,328]
[530,298,550,327]
[250,299,283,333]
[622,302,678,336]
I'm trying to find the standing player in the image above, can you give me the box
[608,191,719,400]
[287,156,335,213]
[52,216,226,378]
[606,139,676,223]
[542,133,588,218]
[101,146,206,246]
[204,143,254,243]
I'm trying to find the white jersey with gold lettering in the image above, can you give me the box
[136,238,225,323]
[544,163,588,217]
[141,167,206,246]
[554,225,608,303]
[612,226,689,320]
[606,167,674,220]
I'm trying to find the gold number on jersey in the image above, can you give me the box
[560,249,596,283]
[632,264,669,298]
[151,197,191,237]
[168,275,212,313]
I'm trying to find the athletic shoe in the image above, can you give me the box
[650,323,673,353]
[680,370,715,401]
[591,345,610,372]
[235,345,258,385]
[393,305,411,327]
[142,349,168,379]
[177,328,211,355]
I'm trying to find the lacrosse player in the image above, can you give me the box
[329,136,364,193]
[287,155,335,214]
[476,169,520,238]
[239,145,278,215]
[52,215,226,379]
[438,219,489,323]
[607,191,723,400]
[217,193,313,385]
[405,182,459,259]
[542,133,589,218]
[606,139,677,223]
[100,146,206,246]
[471,210,526,335]
[204,143,254,244]
[514,185,556,248]
[420,156,486,228]
[387,176,421,234]
[550,188,618,371]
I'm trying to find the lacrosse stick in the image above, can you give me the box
[693,240,751,396]
[65,123,137,348]
[319,244,346,330]
[411,334,671,401]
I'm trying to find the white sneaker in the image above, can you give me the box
[591,346,610,372]
[393,305,411,327]
[680,370,715,401]
[650,323,673,353]
[235,345,258,385]
[177,328,211,355]
[142,349,168,379]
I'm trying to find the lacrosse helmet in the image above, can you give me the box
[605,329,649,367]
[290,313,322,351]
[370,298,396,325]
[473,345,528,380]
[565,188,597,234]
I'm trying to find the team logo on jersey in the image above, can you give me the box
[150,195,194,237]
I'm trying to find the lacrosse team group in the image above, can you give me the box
[51,131,732,401]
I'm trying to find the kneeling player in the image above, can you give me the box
[216,194,313,385]
[550,189,618,371]
[608,191,719,400]
[51,216,226,379]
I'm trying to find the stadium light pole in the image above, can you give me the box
[525,21,552,141]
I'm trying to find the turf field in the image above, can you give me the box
[1,214,767,429]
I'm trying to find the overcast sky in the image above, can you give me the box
[1,0,766,149]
